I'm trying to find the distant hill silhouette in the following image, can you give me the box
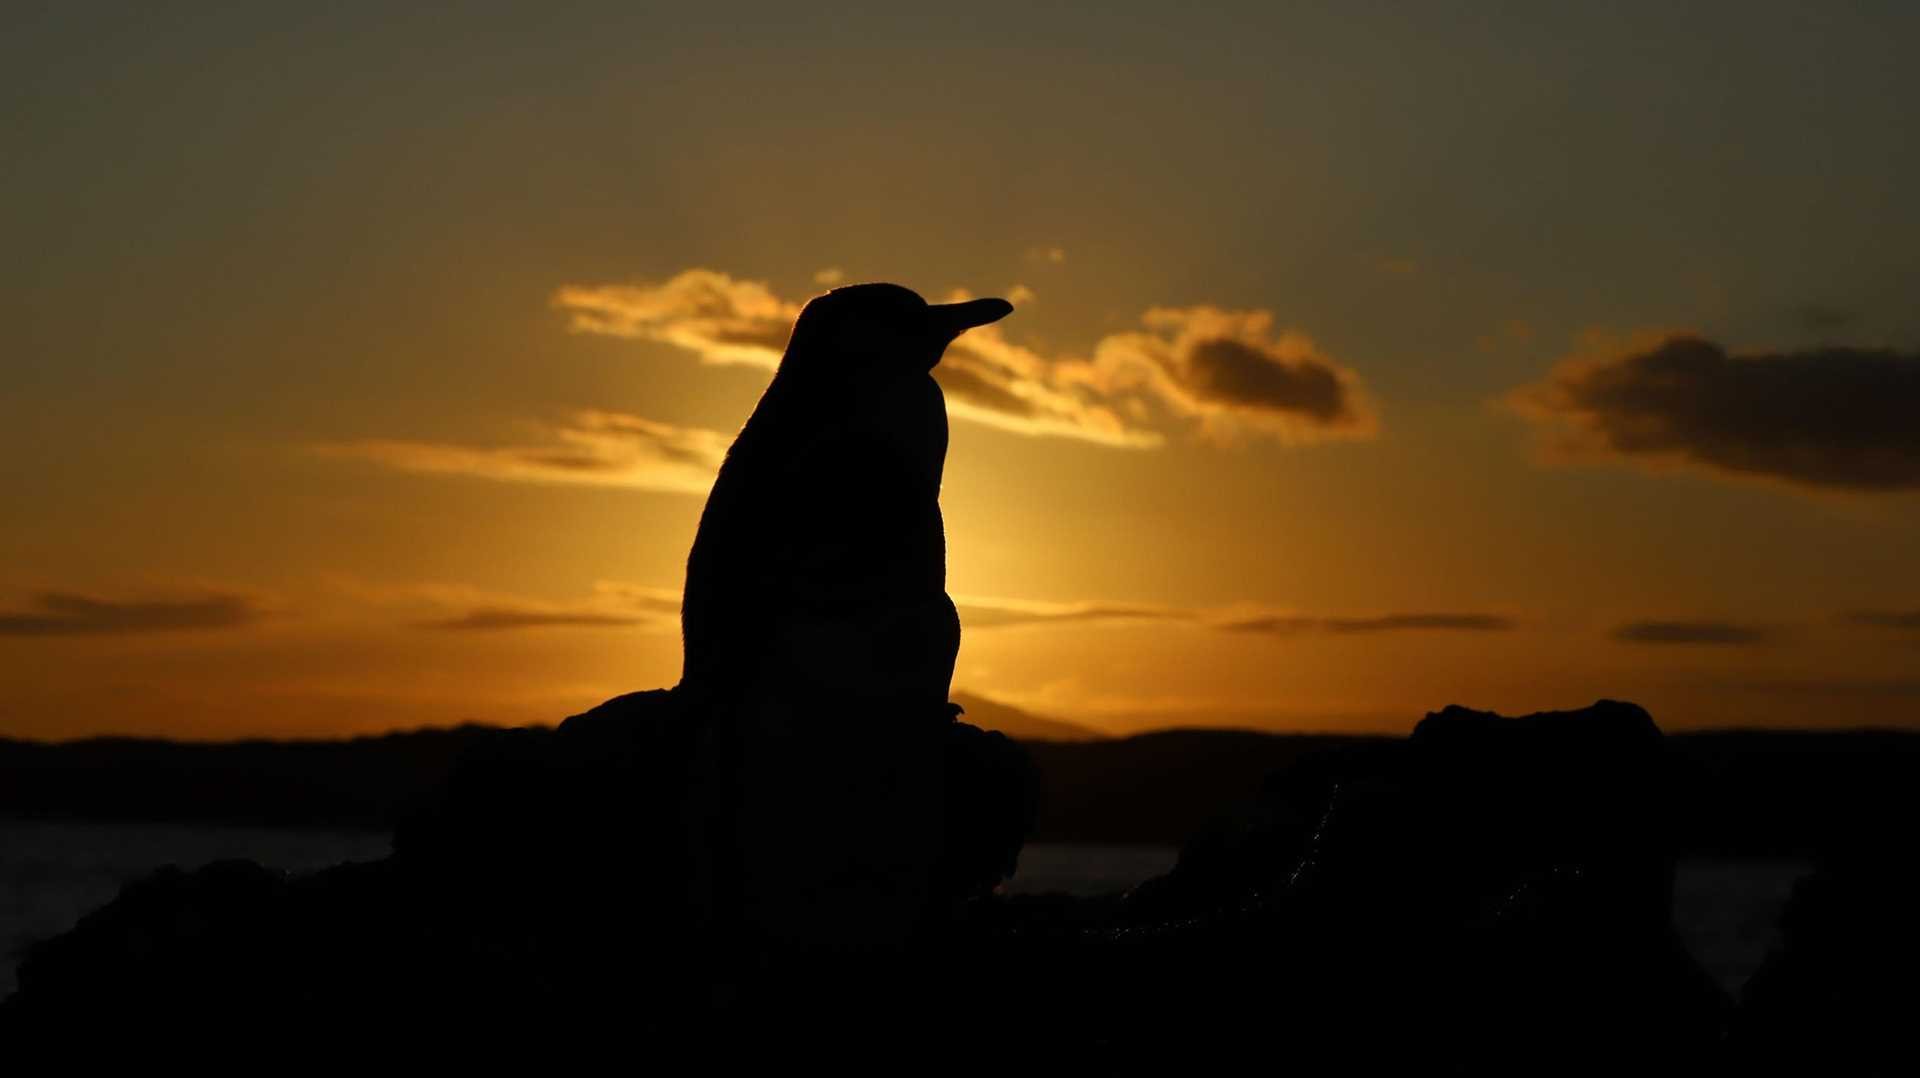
[949,690,1104,742]
[4,721,1917,858]
[1023,728,1384,843]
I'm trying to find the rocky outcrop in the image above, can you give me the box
[1726,854,1920,1075]
[2,688,1036,1044]
[14,697,1894,1069]
[1111,699,1727,1071]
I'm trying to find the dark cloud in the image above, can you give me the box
[1844,610,1920,631]
[1611,620,1770,645]
[418,608,645,632]
[1181,337,1351,421]
[1220,613,1516,635]
[1509,335,1920,491]
[1074,307,1377,442]
[0,592,262,636]
[933,355,1042,420]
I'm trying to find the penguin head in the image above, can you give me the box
[780,283,1013,384]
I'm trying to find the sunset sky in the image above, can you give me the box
[4,2,1917,739]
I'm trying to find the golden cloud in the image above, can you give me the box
[1065,306,1378,445]
[958,595,1512,635]
[553,270,1377,448]
[332,579,681,633]
[954,596,1192,630]
[314,411,729,495]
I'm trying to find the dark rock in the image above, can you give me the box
[1728,854,1920,1075]
[938,718,1039,902]
[3,687,1039,1046]
[1102,699,1727,1071]
[1407,698,1677,929]
[9,859,291,1021]
[1,697,1745,1067]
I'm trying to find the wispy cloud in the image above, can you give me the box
[380,584,1514,638]
[555,270,801,367]
[1507,333,1920,493]
[388,584,1511,639]
[553,269,1376,448]
[1218,612,1516,635]
[405,581,681,633]
[958,596,1512,635]
[0,591,265,636]
[419,609,646,631]
[314,410,729,495]
[954,597,1191,630]
[343,574,1538,643]
[1844,610,1920,631]
[1611,620,1771,645]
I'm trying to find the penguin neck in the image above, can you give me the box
[732,373,856,456]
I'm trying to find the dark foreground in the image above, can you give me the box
[5,696,1916,1072]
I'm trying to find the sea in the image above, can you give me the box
[0,820,1807,1000]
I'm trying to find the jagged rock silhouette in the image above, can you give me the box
[2,689,1038,1046]
[7,697,1777,1070]
[1039,699,1730,1072]
[1725,823,1920,1074]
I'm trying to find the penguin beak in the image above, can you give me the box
[926,297,1014,344]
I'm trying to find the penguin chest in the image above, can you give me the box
[773,592,960,705]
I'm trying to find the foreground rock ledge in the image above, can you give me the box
[5,698,1914,1072]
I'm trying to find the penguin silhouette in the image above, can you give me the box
[680,283,1011,708]
[677,282,1012,952]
